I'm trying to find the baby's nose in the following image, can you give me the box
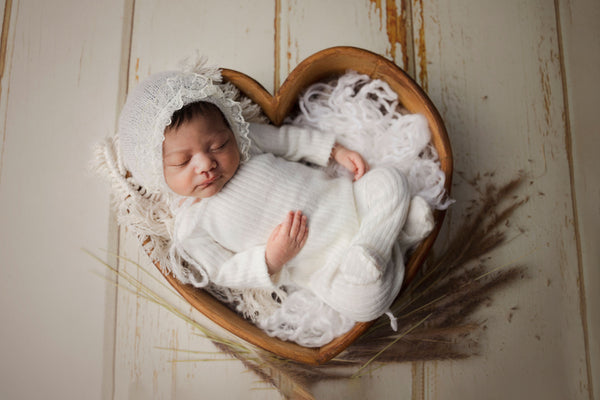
[191,153,215,174]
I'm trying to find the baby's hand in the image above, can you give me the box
[265,211,308,274]
[331,143,369,180]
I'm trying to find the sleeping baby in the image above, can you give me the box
[117,70,434,322]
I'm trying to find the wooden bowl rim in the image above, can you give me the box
[151,46,453,365]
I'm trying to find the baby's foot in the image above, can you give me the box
[340,245,383,285]
[399,196,434,249]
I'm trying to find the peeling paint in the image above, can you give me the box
[411,362,424,400]
[398,0,413,72]
[385,0,400,60]
[0,0,14,188]
[274,0,281,91]
[286,2,292,75]
[369,0,383,28]
[370,0,383,20]
[135,57,140,83]
[415,0,428,91]
[368,0,412,72]
[389,1,401,62]
[0,0,13,87]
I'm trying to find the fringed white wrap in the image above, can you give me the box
[92,66,449,349]
[258,288,356,347]
[292,72,451,210]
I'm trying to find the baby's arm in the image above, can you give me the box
[249,123,369,180]
[331,143,370,181]
[249,123,335,166]
[174,220,278,289]
[265,210,309,274]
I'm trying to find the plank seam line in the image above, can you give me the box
[0,0,13,187]
[274,0,281,92]
[553,1,595,399]
[404,0,416,78]
[108,0,136,398]
[407,1,423,398]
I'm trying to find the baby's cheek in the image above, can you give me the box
[164,170,187,196]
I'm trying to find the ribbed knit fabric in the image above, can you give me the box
[172,123,416,322]
[340,168,410,285]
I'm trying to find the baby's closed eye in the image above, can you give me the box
[210,140,229,152]
[165,156,190,167]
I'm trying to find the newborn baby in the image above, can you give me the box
[118,70,434,322]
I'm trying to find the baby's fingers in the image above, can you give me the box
[352,154,369,180]
[289,210,303,238]
[281,211,294,233]
[359,159,369,178]
[297,215,309,246]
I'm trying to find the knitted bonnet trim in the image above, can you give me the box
[117,66,253,195]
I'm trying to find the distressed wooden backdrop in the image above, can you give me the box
[0,0,598,399]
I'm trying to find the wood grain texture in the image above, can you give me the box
[0,0,594,398]
[78,0,596,399]
[277,0,413,88]
[0,0,11,186]
[112,0,596,399]
[556,0,600,397]
[128,0,276,93]
[0,0,126,399]
[412,0,592,399]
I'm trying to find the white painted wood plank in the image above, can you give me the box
[278,0,414,87]
[114,233,282,400]
[0,0,126,399]
[113,1,281,398]
[412,0,591,399]
[557,0,600,397]
[128,0,276,93]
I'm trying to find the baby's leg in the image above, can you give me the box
[398,196,435,252]
[322,242,406,322]
[341,168,411,284]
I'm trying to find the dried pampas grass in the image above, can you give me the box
[346,173,528,365]
[90,172,528,400]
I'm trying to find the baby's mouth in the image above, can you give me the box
[198,176,218,188]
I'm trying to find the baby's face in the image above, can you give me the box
[162,112,240,199]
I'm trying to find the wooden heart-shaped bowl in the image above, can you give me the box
[155,46,452,365]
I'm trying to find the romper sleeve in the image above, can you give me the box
[172,210,278,290]
[248,122,336,167]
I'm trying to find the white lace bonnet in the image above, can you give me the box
[117,69,253,194]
